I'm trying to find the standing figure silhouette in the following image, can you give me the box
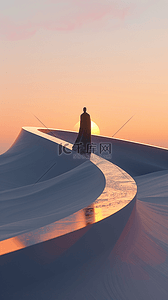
[73,107,91,155]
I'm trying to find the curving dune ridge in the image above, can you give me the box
[0,127,168,300]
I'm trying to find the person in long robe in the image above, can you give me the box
[73,107,91,155]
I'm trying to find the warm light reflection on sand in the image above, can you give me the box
[0,128,137,257]
[0,237,24,256]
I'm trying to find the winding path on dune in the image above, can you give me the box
[0,127,136,255]
[1,127,168,300]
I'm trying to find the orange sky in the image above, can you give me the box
[0,1,168,154]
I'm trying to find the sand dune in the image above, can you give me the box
[0,127,168,299]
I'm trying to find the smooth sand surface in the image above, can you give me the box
[0,128,168,299]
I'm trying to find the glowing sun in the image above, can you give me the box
[74,121,100,135]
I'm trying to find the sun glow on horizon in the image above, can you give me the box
[74,121,100,135]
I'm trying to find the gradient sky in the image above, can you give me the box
[0,0,168,154]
